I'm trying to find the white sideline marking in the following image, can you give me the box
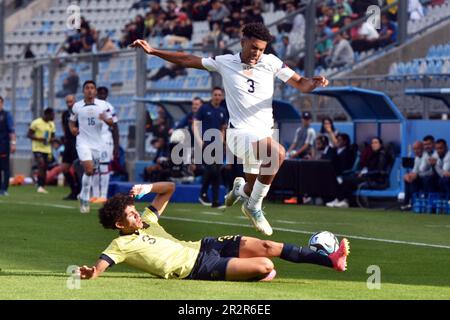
[2,200,449,249]
[160,216,450,250]
[200,211,223,216]
[0,200,76,210]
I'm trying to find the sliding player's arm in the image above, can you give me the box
[130,182,176,216]
[78,259,110,280]
[130,39,206,70]
[286,73,329,93]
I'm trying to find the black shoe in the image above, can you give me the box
[199,194,212,206]
[63,194,78,201]
[212,203,226,209]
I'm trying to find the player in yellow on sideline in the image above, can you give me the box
[77,182,350,282]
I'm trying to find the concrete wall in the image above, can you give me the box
[5,0,53,33]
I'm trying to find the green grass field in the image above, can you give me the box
[0,186,449,300]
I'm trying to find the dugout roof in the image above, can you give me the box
[405,88,450,109]
[310,86,405,122]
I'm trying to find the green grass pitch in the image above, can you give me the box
[0,186,449,300]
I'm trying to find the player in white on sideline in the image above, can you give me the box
[69,81,114,213]
[131,23,328,236]
[90,87,120,204]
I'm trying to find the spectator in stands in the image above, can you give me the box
[280,35,302,68]
[28,108,56,194]
[207,0,231,30]
[320,116,339,147]
[286,111,316,159]
[192,0,211,21]
[166,0,181,21]
[148,104,172,140]
[420,135,439,192]
[351,14,379,52]
[99,36,118,53]
[314,19,333,67]
[193,87,228,208]
[242,6,265,25]
[327,137,389,208]
[331,4,349,28]
[203,22,230,49]
[120,23,139,48]
[56,68,80,98]
[0,96,16,196]
[144,12,156,37]
[401,140,425,210]
[342,14,360,41]
[135,15,147,39]
[277,1,298,33]
[59,31,82,55]
[435,139,450,194]
[409,0,425,21]
[386,0,398,21]
[143,137,170,182]
[24,43,35,59]
[334,133,356,176]
[149,62,187,82]
[165,13,193,45]
[80,27,96,53]
[80,16,90,31]
[326,31,354,68]
[373,14,397,49]
[149,1,166,16]
[335,0,353,17]
[223,10,243,39]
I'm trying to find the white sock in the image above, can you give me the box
[81,174,93,202]
[92,173,100,198]
[235,183,249,199]
[247,180,270,211]
[100,172,110,199]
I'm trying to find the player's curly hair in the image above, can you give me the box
[98,193,134,229]
[242,22,273,43]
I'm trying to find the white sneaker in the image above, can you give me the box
[326,198,339,208]
[80,200,90,213]
[37,187,49,194]
[225,177,245,207]
[241,201,273,236]
[334,199,349,208]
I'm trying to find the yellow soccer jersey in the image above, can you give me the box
[101,207,201,279]
[29,118,55,154]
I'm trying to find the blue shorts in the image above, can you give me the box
[187,235,242,281]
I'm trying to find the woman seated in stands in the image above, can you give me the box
[326,137,390,208]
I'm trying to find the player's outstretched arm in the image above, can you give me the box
[130,182,176,216]
[78,259,110,280]
[130,39,206,70]
[286,73,329,93]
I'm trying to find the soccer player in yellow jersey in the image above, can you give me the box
[78,182,350,281]
[27,108,56,194]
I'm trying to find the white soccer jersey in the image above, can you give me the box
[70,98,113,150]
[100,100,119,145]
[202,53,295,133]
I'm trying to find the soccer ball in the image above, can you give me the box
[308,231,339,256]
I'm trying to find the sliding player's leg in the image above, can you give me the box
[238,236,350,272]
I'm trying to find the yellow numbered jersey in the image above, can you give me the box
[101,208,201,279]
[29,118,55,154]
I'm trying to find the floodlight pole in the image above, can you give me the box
[304,0,316,78]
[135,49,147,161]
[0,0,5,60]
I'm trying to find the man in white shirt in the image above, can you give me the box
[420,135,440,193]
[434,139,450,195]
[90,86,120,204]
[131,23,328,236]
[69,81,114,213]
[401,141,425,210]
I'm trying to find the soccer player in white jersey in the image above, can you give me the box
[90,86,120,204]
[131,23,328,236]
[69,81,114,213]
